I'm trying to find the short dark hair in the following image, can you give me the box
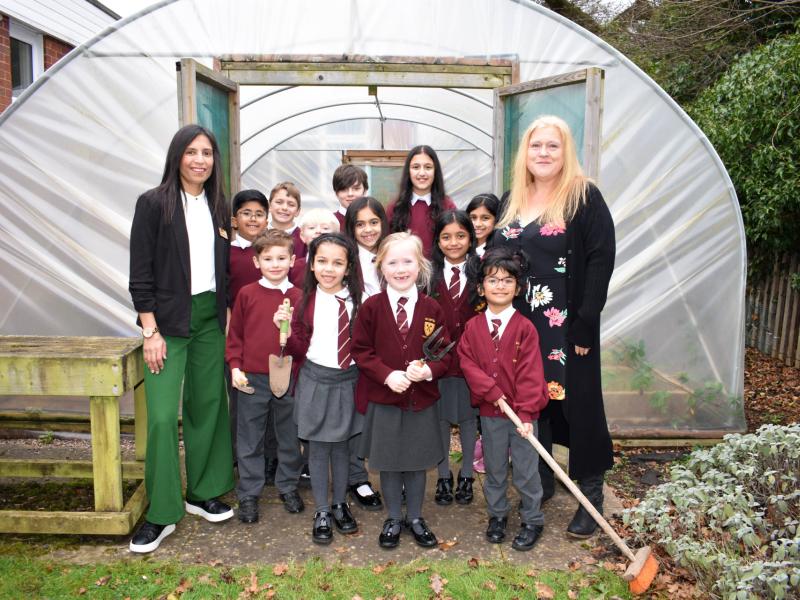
[232,189,268,214]
[332,165,369,193]
[252,229,294,256]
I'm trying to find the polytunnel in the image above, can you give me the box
[0,0,747,436]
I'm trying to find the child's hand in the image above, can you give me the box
[405,361,432,382]
[516,422,533,438]
[272,305,293,334]
[385,370,411,393]
[231,368,249,389]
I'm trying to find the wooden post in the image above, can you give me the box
[90,395,123,511]
[134,381,147,462]
[764,265,780,354]
[785,256,800,366]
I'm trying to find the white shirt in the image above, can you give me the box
[411,193,431,206]
[485,304,516,339]
[475,242,486,257]
[183,190,216,295]
[387,284,418,325]
[306,287,354,368]
[258,277,293,294]
[231,236,252,249]
[443,258,467,297]
[358,245,381,298]
[337,206,347,216]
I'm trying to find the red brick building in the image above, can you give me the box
[0,1,118,113]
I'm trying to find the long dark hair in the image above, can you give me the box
[465,193,500,246]
[298,233,364,327]
[428,210,478,301]
[156,124,228,225]
[344,196,388,250]
[390,145,447,234]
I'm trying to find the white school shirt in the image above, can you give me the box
[231,236,252,249]
[485,304,516,340]
[358,245,381,298]
[182,190,216,295]
[386,284,418,326]
[475,243,486,257]
[258,277,293,293]
[443,258,467,297]
[306,286,354,368]
[411,193,431,206]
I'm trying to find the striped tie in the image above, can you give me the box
[491,318,502,350]
[396,296,409,337]
[336,296,351,369]
[448,266,461,302]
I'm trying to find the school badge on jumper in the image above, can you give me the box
[423,318,436,337]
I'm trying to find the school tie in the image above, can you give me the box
[396,296,409,337]
[448,266,461,302]
[491,318,502,350]
[336,296,351,369]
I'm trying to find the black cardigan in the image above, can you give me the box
[129,188,230,337]
[494,183,616,479]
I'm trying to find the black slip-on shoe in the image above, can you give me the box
[129,521,176,554]
[312,510,333,545]
[434,472,454,505]
[238,496,259,524]
[511,522,543,551]
[279,491,305,514]
[406,517,438,548]
[348,481,383,511]
[485,516,507,544]
[185,498,234,523]
[378,518,402,549]
[331,502,358,534]
[454,471,474,505]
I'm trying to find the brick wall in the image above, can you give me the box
[0,14,11,113]
[43,35,72,70]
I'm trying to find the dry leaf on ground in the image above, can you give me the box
[467,557,479,569]
[95,576,110,587]
[273,563,288,576]
[535,582,555,599]
[430,573,447,595]
[482,580,497,591]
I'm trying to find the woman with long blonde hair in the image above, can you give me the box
[493,115,615,539]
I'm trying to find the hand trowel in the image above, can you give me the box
[268,298,293,397]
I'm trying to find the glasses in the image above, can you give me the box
[484,277,516,288]
[238,210,267,220]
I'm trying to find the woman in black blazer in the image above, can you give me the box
[128,124,235,553]
[492,115,615,540]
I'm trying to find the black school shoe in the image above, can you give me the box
[379,518,403,549]
[238,496,259,524]
[279,491,305,513]
[454,471,474,504]
[129,521,176,553]
[511,523,544,551]
[485,516,507,543]
[331,502,358,534]
[312,511,333,545]
[348,481,383,511]
[185,498,234,523]
[434,472,454,505]
[405,517,438,548]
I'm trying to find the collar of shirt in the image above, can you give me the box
[182,189,205,207]
[387,284,418,318]
[475,242,486,257]
[486,304,516,337]
[231,236,252,249]
[317,285,351,303]
[358,244,377,264]
[337,205,347,216]
[411,193,431,206]
[259,277,293,294]
[443,257,467,294]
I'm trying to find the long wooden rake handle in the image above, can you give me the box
[497,398,636,562]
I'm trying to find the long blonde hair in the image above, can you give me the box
[374,232,432,291]
[496,115,590,228]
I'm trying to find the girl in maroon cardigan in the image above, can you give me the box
[386,145,456,258]
[352,232,452,550]
[458,247,549,552]
[427,210,481,506]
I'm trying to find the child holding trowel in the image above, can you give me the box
[225,229,305,525]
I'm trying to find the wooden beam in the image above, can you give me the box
[90,395,123,511]
[0,459,143,479]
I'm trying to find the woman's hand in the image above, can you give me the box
[385,370,411,393]
[574,345,591,356]
[405,361,432,382]
[144,334,167,374]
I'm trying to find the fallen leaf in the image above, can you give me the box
[273,564,288,576]
[438,539,458,551]
[220,569,235,584]
[468,557,480,569]
[567,560,581,571]
[352,596,364,600]
[583,556,598,565]
[245,572,260,594]
[208,559,223,567]
[535,582,555,599]
[266,592,276,599]
[568,590,578,599]
[430,573,447,595]
[319,583,331,591]
[482,580,497,591]
[95,575,111,587]
[526,570,537,577]
[335,547,349,554]
[77,588,87,596]
[415,566,430,573]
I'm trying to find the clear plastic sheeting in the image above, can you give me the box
[0,0,746,435]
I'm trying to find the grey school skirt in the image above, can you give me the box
[293,360,362,443]
[437,376,478,424]
[359,402,443,472]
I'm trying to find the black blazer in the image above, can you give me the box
[129,188,230,337]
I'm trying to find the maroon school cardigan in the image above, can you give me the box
[433,279,480,378]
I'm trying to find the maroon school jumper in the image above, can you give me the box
[333,211,346,230]
[229,245,260,307]
[289,227,307,259]
[386,196,457,257]
[434,279,479,378]
[288,256,306,288]
[226,282,303,376]
[457,311,549,424]
[351,291,452,415]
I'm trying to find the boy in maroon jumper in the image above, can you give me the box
[458,247,549,552]
[226,230,305,523]
[332,165,368,230]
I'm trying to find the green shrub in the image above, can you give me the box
[624,424,800,599]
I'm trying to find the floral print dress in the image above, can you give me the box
[496,219,568,407]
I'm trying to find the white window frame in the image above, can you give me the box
[9,19,44,102]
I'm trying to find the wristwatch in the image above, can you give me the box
[142,326,160,339]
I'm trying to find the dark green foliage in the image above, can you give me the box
[689,32,800,277]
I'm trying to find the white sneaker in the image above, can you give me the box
[184,498,234,523]
[129,521,176,553]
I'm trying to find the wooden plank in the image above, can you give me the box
[123,480,148,529]
[765,261,781,355]
[0,459,143,479]
[177,59,197,126]
[0,509,134,535]
[609,428,743,439]
[90,396,123,511]
[220,54,515,68]
[773,255,788,358]
[495,69,589,98]
[583,67,604,182]
[134,380,147,462]
[222,68,509,88]
[492,86,505,195]
[781,255,799,364]
[228,79,241,196]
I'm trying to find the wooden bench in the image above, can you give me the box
[0,336,147,535]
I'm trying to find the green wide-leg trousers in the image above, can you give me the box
[142,291,234,525]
